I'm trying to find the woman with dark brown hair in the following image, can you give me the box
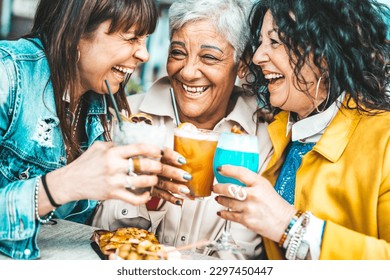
[0,0,187,260]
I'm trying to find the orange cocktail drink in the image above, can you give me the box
[173,124,219,199]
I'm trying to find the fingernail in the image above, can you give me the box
[178,156,186,164]
[216,211,221,217]
[182,173,192,180]
[217,166,222,172]
[214,196,218,202]
[161,150,164,156]
[179,186,190,194]
[175,200,182,206]
[210,185,214,192]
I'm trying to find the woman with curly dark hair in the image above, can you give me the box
[212,0,390,259]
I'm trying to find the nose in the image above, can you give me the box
[252,44,269,66]
[134,41,150,63]
[179,57,202,81]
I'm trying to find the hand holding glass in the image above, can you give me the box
[112,121,166,194]
[209,132,259,252]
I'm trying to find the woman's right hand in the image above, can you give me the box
[45,141,165,207]
[151,147,192,206]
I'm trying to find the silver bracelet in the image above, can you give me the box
[34,176,56,224]
[285,211,311,260]
[283,213,306,249]
[285,224,304,259]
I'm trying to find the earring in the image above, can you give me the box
[76,50,81,63]
[314,72,330,113]
[238,68,246,79]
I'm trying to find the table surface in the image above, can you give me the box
[0,219,217,260]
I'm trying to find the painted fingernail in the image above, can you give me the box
[161,150,164,156]
[175,200,182,206]
[179,186,190,194]
[214,196,219,202]
[216,166,222,172]
[210,185,214,192]
[178,156,186,164]
[216,211,221,217]
[182,173,192,180]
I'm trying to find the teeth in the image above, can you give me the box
[182,84,208,96]
[264,73,284,80]
[113,65,134,74]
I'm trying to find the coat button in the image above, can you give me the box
[121,209,128,215]
[24,249,31,256]
[181,236,186,241]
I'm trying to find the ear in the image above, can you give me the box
[237,60,248,79]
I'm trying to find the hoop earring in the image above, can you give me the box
[76,50,81,63]
[315,72,330,113]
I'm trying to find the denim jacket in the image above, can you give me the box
[0,38,107,259]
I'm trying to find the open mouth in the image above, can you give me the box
[111,65,134,80]
[181,83,209,97]
[264,72,284,84]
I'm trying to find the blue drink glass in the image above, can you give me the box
[213,133,259,185]
[209,132,259,253]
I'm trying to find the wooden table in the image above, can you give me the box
[0,219,218,260]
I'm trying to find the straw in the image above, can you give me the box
[104,79,123,130]
[169,88,181,127]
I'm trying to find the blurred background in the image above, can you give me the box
[1,0,389,94]
[0,0,175,94]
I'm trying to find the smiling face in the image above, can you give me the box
[167,20,243,129]
[252,10,327,119]
[77,21,150,96]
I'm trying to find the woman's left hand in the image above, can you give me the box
[213,165,296,243]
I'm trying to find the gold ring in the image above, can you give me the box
[133,157,141,173]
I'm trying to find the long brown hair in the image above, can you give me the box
[25,0,158,162]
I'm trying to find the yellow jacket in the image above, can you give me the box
[262,104,390,259]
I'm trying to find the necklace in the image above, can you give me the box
[71,101,82,138]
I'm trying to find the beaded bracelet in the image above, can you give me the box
[35,176,56,224]
[283,212,306,249]
[278,210,303,247]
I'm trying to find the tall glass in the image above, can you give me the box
[173,127,219,199]
[209,132,259,252]
[112,122,166,194]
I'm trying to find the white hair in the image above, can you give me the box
[168,0,253,62]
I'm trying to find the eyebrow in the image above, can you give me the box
[170,41,223,53]
[171,41,185,47]
[201,44,223,53]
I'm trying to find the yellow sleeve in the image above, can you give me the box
[320,154,390,260]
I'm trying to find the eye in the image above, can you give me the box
[270,38,281,48]
[127,37,138,43]
[201,54,219,61]
[169,49,186,59]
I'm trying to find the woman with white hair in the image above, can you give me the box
[92,0,272,260]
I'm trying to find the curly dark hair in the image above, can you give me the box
[244,0,390,120]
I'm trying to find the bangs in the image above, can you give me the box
[108,0,158,35]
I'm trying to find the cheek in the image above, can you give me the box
[166,60,181,77]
